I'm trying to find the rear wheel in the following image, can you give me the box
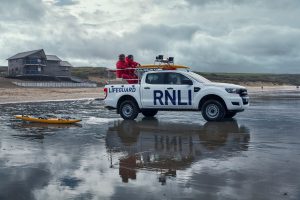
[202,100,226,121]
[225,111,237,118]
[119,100,139,120]
[141,109,158,117]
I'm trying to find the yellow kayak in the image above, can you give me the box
[15,115,81,124]
[140,64,190,69]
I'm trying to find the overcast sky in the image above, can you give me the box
[1,0,300,73]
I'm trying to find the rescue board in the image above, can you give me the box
[140,64,190,69]
[15,115,81,124]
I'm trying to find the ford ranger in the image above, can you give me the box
[104,70,249,121]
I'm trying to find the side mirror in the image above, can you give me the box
[182,79,193,85]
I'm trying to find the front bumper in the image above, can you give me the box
[225,95,249,111]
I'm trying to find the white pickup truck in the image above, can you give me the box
[104,70,249,121]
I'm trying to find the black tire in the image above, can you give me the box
[119,100,139,120]
[225,111,237,118]
[141,109,158,117]
[201,100,226,121]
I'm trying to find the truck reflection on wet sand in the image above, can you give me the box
[106,119,250,184]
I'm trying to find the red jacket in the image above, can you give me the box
[126,57,140,75]
[116,60,128,78]
[126,57,139,68]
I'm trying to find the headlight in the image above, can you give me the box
[225,88,239,93]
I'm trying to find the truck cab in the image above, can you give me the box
[104,68,249,121]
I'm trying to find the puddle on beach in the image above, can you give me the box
[0,98,300,200]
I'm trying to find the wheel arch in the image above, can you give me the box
[198,94,227,111]
[117,95,140,114]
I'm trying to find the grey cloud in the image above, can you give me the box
[1,0,300,73]
[37,24,199,62]
[132,24,199,41]
[0,0,45,22]
[54,0,79,6]
[185,0,251,6]
[230,26,300,57]
[185,0,300,9]
[123,24,199,52]
[172,24,300,73]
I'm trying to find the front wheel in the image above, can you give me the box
[201,100,226,121]
[119,100,139,120]
[141,109,158,117]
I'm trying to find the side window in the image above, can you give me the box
[166,73,191,85]
[146,73,165,84]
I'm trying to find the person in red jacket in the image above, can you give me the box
[116,54,127,79]
[116,54,139,84]
[125,55,140,84]
[126,55,140,69]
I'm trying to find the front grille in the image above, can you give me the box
[242,97,249,105]
[239,89,249,105]
[238,89,248,97]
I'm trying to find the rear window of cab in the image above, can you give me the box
[145,73,165,84]
[145,72,191,85]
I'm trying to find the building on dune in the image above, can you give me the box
[7,49,72,80]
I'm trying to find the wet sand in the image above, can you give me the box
[0,96,300,199]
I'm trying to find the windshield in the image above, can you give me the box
[187,72,211,83]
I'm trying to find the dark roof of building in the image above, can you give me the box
[7,49,45,60]
[46,55,61,61]
[60,61,72,67]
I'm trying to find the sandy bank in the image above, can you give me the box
[0,88,104,104]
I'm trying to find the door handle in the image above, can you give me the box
[167,87,173,90]
[144,87,150,89]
